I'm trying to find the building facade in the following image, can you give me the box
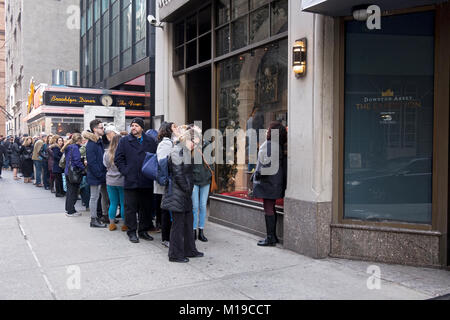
[0,0,6,136]
[5,0,80,136]
[79,0,156,125]
[155,0,450,267]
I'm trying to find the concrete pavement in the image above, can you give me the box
[0,169,449,300]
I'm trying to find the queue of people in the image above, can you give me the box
[0,116,288,263]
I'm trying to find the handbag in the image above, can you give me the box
[59,153,66,169]
[200,151,218,193]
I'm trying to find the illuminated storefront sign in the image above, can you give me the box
[43,91,146,110]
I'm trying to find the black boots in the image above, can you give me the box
[194,229,208,242]
[198,229,208,242]
[90,218,107,228]
[257,215,278,246]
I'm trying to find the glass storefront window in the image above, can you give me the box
[186,41,197,68]
[199,33,212,63]
[175,22,185,47]
[249,5,269,44]
[186,15,197,41]
[232,16,248,50]
[271,0,288,35]
[216,26,230,56]
[216,0,231,26]
[250,0,269,10]
[343,11,435,224]
[232,0,248,19]
[216,39,288,204]
[199,5,211,35]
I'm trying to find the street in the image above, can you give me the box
[0,169,449,300]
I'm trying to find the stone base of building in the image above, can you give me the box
[283,198,332,259]
[330,224,442,267]
[209,197,284,242]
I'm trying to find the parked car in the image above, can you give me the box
[345,156,432,204]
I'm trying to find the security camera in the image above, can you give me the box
[147,15,164,29]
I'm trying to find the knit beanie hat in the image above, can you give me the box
[130,118,145,129]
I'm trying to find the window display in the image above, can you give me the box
[216,39,287,206]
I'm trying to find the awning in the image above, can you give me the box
[159,0,205,22]
[301,0,447,16]
[24,106,151,123]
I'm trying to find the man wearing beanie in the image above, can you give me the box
[115,118,158,243]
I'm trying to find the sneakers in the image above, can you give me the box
[161,240,170,248]
[66,212,81,217]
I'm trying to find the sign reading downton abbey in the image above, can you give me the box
[355,89,422,111]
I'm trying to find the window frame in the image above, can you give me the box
[333,5,450,232]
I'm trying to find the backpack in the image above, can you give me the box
[142,152,171,186]
[142,152,158,181]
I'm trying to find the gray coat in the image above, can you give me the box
[154,137,173,195]
[251,140,287,200]
[103,152,125,187]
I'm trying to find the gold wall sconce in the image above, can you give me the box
[293,38,307,78]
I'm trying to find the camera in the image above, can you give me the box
[147,15,164,29]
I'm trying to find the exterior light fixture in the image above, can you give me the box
[293,38,306,78]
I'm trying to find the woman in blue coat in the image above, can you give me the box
[62,133,85,217]
[251,121,287,247]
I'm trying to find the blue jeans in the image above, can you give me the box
[34,160,42,185]
[192,184,210,230]
[80,177,90,209]
[42,161,49,188]
[107,185,124,221]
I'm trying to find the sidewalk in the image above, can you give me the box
[0,170,449,300]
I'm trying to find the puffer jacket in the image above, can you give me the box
[161,142,194,213]
[10,142,21,166]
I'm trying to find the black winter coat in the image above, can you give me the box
[251,140,287,200]
[10,143,21,166]
[19,145,34,161]
[161,143,194,213]
[114,133,158,189]
[0,143,5,164]
[51,146,64,174]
